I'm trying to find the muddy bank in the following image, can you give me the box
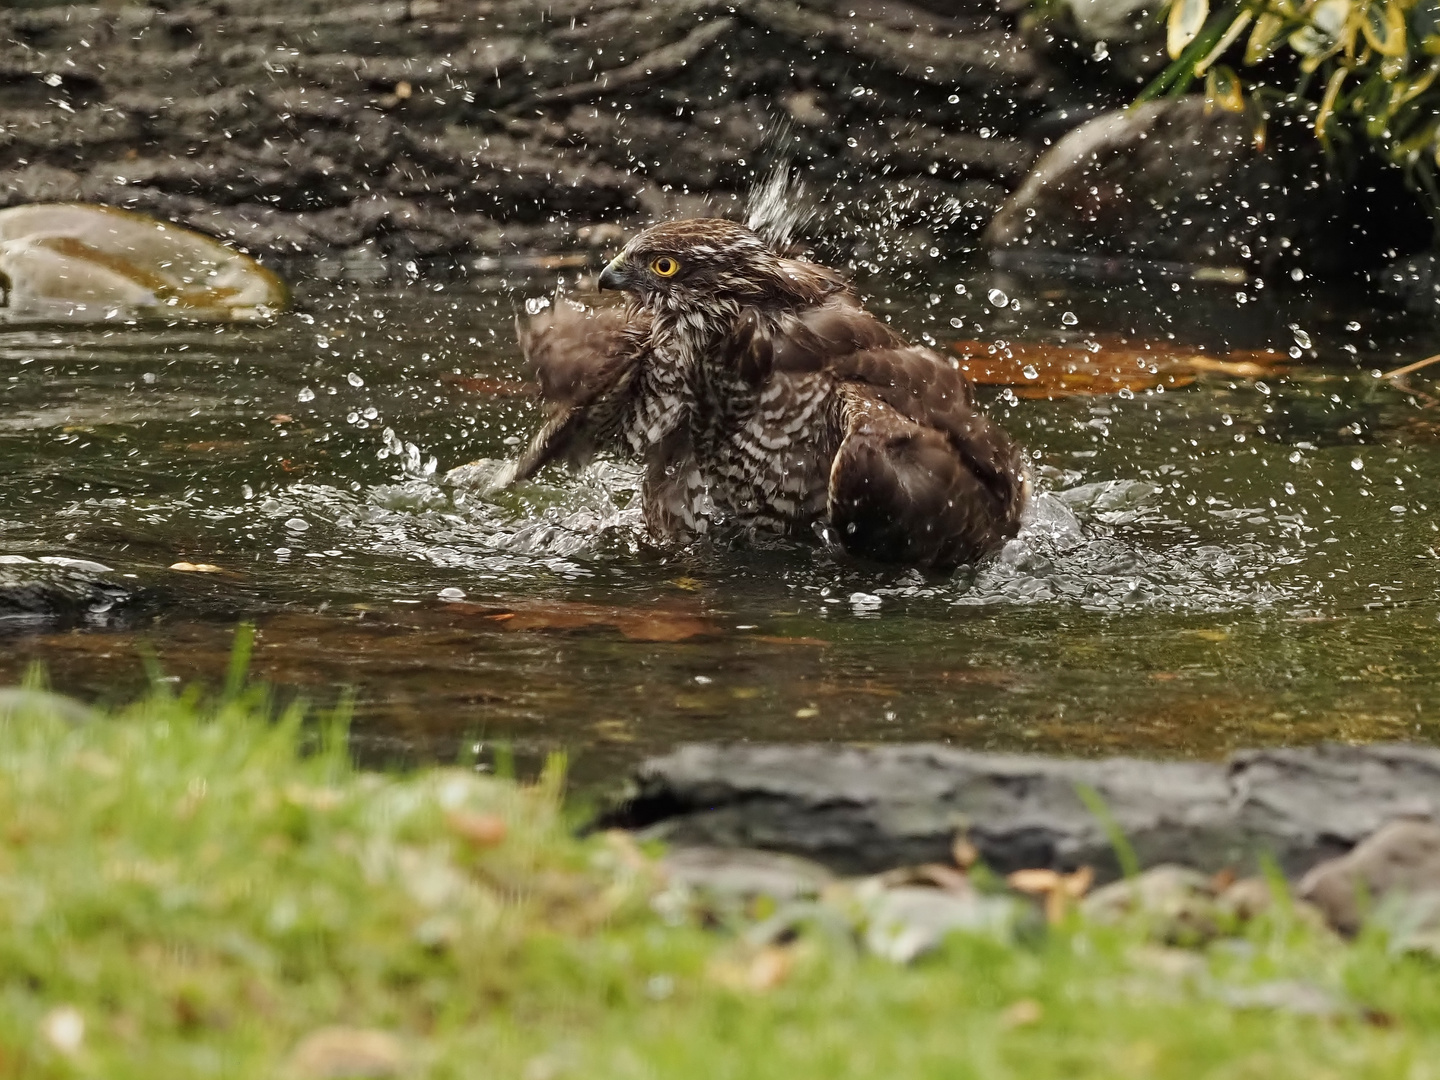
[606,741,1440,880]
[0,0,1067,266]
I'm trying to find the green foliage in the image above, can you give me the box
[1147,0,1440,223]
[4,661,1440,1076]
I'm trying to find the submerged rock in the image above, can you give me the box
[0,557,142,628]
[0,204,286,321]
[606,741,1440,880]
[984,97,1343,277]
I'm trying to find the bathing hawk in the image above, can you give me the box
[499,218,1028,569]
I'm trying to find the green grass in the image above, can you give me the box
[2,664,1440,1079]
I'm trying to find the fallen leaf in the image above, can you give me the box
[449,599,717,642]
[286,1027,405,1080]
[446,810,507,848]
[709,945,796,993]
[951,336,1287,399]
[952,834,980,870]
[269,414,294,425]
[1008,865,1094,923]
[169,562,223,573]
[1000,998,1044,1028]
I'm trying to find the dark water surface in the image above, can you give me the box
[3,262,1440,785]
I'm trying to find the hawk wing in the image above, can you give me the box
[728,293,1028,568]
[500,298,650,487]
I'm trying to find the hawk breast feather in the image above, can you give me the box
[501,232,1028,569]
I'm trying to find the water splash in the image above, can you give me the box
[745,154,814,252]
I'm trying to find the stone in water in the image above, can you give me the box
[0,203,286,321]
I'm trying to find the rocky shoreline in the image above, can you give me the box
[608,740,1440,937]
[3,0,1432,292]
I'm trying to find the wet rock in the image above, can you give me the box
[859,882,1023,962]
[0,204,286,320]
[285,1027,406,1080]
[661,846,835,903]
[606,741,1440,879]
[0,1,1056,260]
[985,97,1344,277]
[1373,251,1440,317]
[0,558,143,628]
[1298,818,1440,936]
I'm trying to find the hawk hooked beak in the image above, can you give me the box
[597,257,630,292]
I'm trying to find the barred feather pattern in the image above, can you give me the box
[506,218,1028,569]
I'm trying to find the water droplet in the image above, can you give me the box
[439,587,466,600]
[1351,458,1364,471]
[1061,311,1078,326]
[1290,268,1305,281]
[284,517,311,532]
[524,296,550,315]
[987,288,1008,308]
[297,387,315,402]
[347,372,364,387]
[1292,328,1313,349]
[1021,364,1039,380]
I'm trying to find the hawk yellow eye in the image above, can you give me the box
[650,256,680,278]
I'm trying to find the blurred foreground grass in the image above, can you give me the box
[2,649,1440,1078]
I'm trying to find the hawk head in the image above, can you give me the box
[597,218,836,313]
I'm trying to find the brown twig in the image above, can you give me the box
[1382,353,1440,380]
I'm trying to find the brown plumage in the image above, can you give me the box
[499,218,1029,569]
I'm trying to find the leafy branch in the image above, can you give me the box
[1145,0,1440,226]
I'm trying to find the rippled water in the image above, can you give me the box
[3,260,1440,784]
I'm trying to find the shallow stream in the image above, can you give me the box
[3,260,1439,786]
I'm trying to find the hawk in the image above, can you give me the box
[497,219,1028,569]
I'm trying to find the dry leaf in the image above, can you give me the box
[709,945,795,993]
[952,337,1287,399]
[1000,998,1044,1028]
[169,562,223,573]
[1008,865,1094,923]
[286,1027,405,1080]
[952,834,980,870]
[1007,868,1064,894]
[446,810,507,848]
[449,599,717,642]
